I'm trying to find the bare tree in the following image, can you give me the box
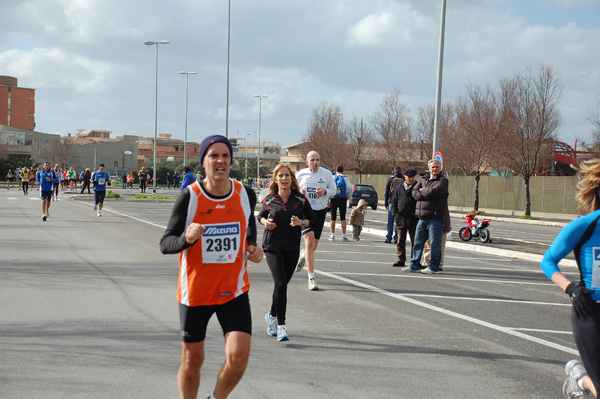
[590,90,600,149]
[369,88,412,171]
[346,116,377,182]
[456,82,503,210]
[499,65,563,216]
[302,103,348,170]
[415,103,461,174]
[43,138,75,167]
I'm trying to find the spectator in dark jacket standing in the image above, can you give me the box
[402,159,449,274]
[384,167,404,243]
[390,168,418,267]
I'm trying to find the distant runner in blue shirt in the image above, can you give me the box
[36,161,58,221]
[180,166,195,191]
[91,163,110,217]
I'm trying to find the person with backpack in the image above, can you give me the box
[328,165,352,242]
[541,159,600,399]
[384,167,404,243]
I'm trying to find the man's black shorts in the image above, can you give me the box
[179,292,252,343]
[41,190,52,201]
[329,197,347,221]
[94,190,106,205]
[303,208,328,241]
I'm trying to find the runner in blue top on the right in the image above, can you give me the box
[91,163,110,217]
[541,159,600,399]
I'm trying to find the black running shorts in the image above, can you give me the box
[179,292,252,343]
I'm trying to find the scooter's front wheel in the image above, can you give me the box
[479,228,490,243]
[459,227,472,242]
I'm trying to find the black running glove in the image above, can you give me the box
[565,283,595,319]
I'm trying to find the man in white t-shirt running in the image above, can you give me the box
[295,151,336,290]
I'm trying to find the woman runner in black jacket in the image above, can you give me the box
[258,163,316,342]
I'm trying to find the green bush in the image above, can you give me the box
[519,214,539,220]
[133,194,172,200]
[105,191,121,199]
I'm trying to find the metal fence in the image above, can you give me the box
[446,175,579,215]
[346,173,579,215]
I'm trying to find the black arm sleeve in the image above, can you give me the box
[244,186,258,246]
[160,189,195,254]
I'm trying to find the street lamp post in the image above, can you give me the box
[245,133,250,179]
[225,0,232,138]
[178,71,197,167]
[432,0,446,155]
[253,95,267,182]
[144,40,170,193]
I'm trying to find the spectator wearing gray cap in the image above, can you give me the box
[390,168,419,267]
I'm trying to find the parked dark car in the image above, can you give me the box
[348,184,378,210]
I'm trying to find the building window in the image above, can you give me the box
[174,146,179,151]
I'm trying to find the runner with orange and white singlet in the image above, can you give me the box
[160,135,263,399]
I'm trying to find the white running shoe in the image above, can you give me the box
[277,325,289,342]
[328,235,335,241]
[563,359,587,398]
[42,215,47,221]
[421,268,439,275]
[265,312,277,337]
[295,249,306,272]
[45,210,49,218]
[342,235,349,242]
[97,211,102,217]
[308,277,318,291]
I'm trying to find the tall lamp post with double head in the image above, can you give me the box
[144,40,170,193]
[178,71,197,167]
[253,94,267,182]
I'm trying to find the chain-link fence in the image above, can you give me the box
[446,175,579,215]
[346,173,579,215]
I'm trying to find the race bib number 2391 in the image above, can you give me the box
[201,222,240,263]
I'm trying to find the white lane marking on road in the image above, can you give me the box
[316,270,579,356]
[93,205,167,229]
[329,270,555,286]
[509,328,572,335]
[405,293,570,307]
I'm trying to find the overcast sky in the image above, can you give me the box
[1,0,599,150]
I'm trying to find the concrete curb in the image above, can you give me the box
[449,212,569,228]
[362,226,576,269]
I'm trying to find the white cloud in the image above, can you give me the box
[0,0,598,145]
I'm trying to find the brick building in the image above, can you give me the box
[0,76,35,130]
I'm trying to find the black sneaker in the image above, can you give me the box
[384,238,392,243]
[392,262,404,267]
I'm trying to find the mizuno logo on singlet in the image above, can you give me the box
[204,224,240,236]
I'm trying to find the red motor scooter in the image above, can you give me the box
[459,211,492,243]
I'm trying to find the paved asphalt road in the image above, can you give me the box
[0,188,582,398]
